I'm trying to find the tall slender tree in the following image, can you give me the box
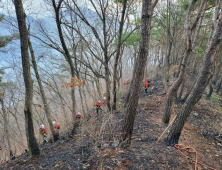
[14,0,40,157]
[28,39,59,141]
[119,0,158,148]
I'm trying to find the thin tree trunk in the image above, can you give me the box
[176,74,186,103]
[52,0,77,131]
[14,0,40,156]
[28,40,58,141]
[78,87,86,117]
[0,97,13,158]
[95,78,102,100]
[113,0,127,110]
[82,85,89,114]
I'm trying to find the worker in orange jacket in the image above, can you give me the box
[145,78,150,95]
[52,121,60,137]
[95,100,102,114]
[39,124,48,144]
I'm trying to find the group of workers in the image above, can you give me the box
[18,78,149,145]
[39,121,60,144]
[39,112,83,144]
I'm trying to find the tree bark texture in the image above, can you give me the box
[0,97,13,158]
[14,0,40,156]
[165,6,222,145]
[119,0,154,148]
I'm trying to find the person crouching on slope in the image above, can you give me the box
[52,121,60,137]
[145,78,149,95]
[95,100,102,114]
[39,124,48,144]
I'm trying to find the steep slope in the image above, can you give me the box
[0,75,222,170]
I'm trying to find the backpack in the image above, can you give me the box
[58,125,60,129]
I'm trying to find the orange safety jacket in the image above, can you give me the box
[54,122,59,130]
[39,127,47,136]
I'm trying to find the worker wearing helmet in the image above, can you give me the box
[39,124,48,144]
[95,100,102,114]
[52,121,60,137]
[76,112,82,119]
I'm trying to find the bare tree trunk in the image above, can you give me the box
[52,0,77,131]
[78,87,86,117]
[165,5,222,145]
[163,0,170,93]
[119,0,157,148]
[28,40,58,141]
[0,97,13,158]
[82,85,89,114]
[113,0,127,110]
[176,74,186,103]
[95,78,102,100]
[14,0,40,156]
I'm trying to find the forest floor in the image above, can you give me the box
[1,75,222,170]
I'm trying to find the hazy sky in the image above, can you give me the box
[1,0,52,18]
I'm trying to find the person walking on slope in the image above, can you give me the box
[145,78,150,95]
[76,112,82,119]
[52,121,60,137]
[39,124,48,144]
[95,100,102,114]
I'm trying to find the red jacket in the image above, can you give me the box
[95,102,102,108]
[76,113,82,118]
[39,127,47,136]
[54,122,59,130]
[145,79,149,89]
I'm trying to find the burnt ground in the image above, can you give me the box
[1,75,222,170]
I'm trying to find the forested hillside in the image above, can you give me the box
[0,0,222,169]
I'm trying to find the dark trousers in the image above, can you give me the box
[145,88,148,95]
[96,107,102,114]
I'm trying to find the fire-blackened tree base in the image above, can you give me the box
[165,133,181,146]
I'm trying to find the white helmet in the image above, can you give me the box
[78,112,81,115]
[40,124,44,128]
[103,97,106,99]
[52,121,55,125]
[98,100,101,103]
